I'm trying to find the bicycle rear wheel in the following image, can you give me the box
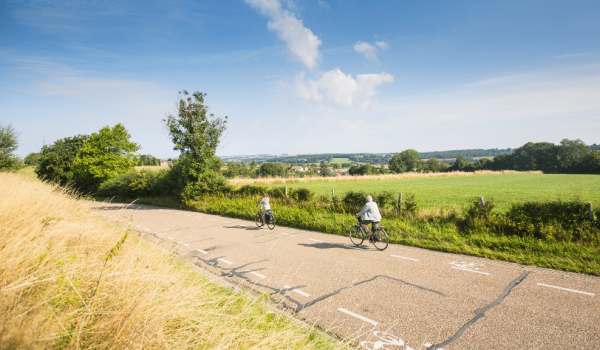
[267,214,276,230]
[254,212,263,227]
[349,225,364,246]
[372,228,389,250]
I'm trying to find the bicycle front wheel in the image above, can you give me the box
[267,214,276,230]
[349,225,364,246]
[372,229,389,250]
[254,212,263,227]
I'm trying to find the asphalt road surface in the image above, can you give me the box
[88,202,600,350]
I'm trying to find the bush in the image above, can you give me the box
[181,171,232,201]
[464,197,497,221]
[236,184,268,197]
[374,191,397,210]
[402,193,419,216]
[98,169,181,198]
[289,187,315,202]
[267,186,287,199]
[342,190,367,210]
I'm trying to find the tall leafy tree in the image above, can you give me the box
[388,149,422,173]
[163,90,227,186]
[36,135,88,185]
[0,123,21,171]
[558,138,591,172]
[24,152,42,166]
[73,124,140,190]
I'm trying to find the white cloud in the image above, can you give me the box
[295,68,394,108]
[375,41,390,50]
[354,41,389,63]
[317,0,330,10]
[245,0,322,69]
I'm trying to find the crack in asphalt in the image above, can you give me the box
[427,271,530,350]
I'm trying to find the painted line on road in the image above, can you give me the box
[218,258,233,265]
[196,249,208,254]
[344,245,365,251]
[185,214,191,217]
[246,270,266,279]
[238,225,249,227]
[196,216,202,219]
[167,236,174,240]
[180,243,189,247]
[135,225,141,228]
[537,283,595,296]
[175,213,181,215]
[391,255,419,262]
[284,285,310,297]
[154,232,161,235]
[280,232,295,236]
[209,219,216,221]
[451,267,490,275]
[223,221,231,223]
[338,308,378,326]
[144,228,151,232]
[309,239,326,243]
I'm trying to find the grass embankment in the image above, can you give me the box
[0,173,346,349]
[271,173,600,211]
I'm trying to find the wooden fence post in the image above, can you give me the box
[588,202,594,221]
[398,192,402,212]
[284,186,288,198]
[479,197,486,210]
[332,189,335,198]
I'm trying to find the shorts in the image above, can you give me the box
[361,220,380,230]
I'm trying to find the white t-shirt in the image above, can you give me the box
[259,197,270,210]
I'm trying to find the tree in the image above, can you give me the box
[0,123,21,171]
[163,91,228,187]
[72,124,140,190]
[388,149,422,173]
[425,157,449,172]
[559,139,591,172]
[259,162,287,177]
[24,152,42,166]
[138,154,159,166]
[36,135,89,185]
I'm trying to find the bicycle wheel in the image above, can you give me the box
[267,214,276,230]
[372,228,389,250]
[254,212,263,227]
[349,225,364,246]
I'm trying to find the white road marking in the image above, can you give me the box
[135,225,141,227]
[167,237,174,240]
[280,232,295,236]
[537,283,595,296]
[144,228,151,232]
[246,270,266,279]
[175,213,181,215]
[209,219,216,221]
[218,258,233,265]
[344,245,365,251]
[180,243,189,246]
[196,249,208,254]
[284,285,310,297]
[185,214,191,217]
[391,255,419,262]
[338,308,378,326]
[223,221,231,223]
[451,267,490,275]
[154,232,161,235]
[309,239,326,243]
[196,216,202,219]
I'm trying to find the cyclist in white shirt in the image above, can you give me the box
[355,195,382,237]
[256,193,271,226]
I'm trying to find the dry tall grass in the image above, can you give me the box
[0,173,344,349]
[228,170,543,186]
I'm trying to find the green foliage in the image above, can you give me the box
[24,152,42,166]
[181,171,232,200]
[289,187,315,202]
[259,162,288,177]
[105,231,129,262]
[73,124,140,191]
[425,157,449,172]
[36,135,88,186]
[401,193,419,216]
[97,169,181,198]
[0,122,21,172]
[389,149,422,173]
[138,154,159,166]
[348,163,375,175]
[236,184,268,197]
[163,90,227,186]
[374,191,397,209]
[341,190,367,210]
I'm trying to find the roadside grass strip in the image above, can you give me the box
[338,308,378,326]
[537,283,595,296]
[246,270,266,279]
[391,255,419,262]
[284,285,310,297]
[218,258,233,265]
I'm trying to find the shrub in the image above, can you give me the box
[236,184,268,197]
[267,186,287,199]
[464,197,496,221]
[374,191,397,210]
[98,169,181,198]
[342,190,367,210]
[402,193,419,216]
[181,171,232,201]
[290,187,315,202]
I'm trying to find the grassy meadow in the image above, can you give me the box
[273,174,600,211]
[0,172,346,349]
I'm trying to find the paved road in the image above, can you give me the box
[89,202,600,350]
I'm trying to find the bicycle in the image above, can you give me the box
[349,218,389,250]
[254,205,276,230]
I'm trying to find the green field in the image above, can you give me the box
[330,158,350,164]
[134,165,163,171]
[276,174,600,210]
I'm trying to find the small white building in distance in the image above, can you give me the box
[159,159,173,167]
[290,166,308,172]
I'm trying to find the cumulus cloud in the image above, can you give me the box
[245,0,322,69]
[295,67,394,108]
[317,0,330,10]
[353,41,389,63]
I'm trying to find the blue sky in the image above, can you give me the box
[1,0,599,158]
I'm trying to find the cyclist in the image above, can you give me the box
[256,193,271,226]
[355,195,381,238]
